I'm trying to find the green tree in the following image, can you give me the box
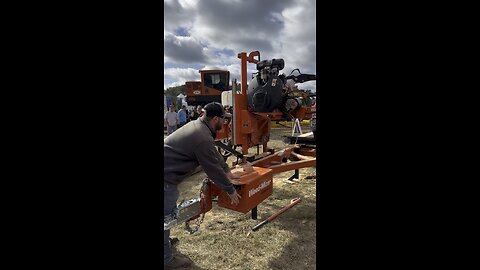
[164,85,186,97]
[164,85,186,110]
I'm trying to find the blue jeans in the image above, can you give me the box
[164,182,179,265]
[167,125,177,135]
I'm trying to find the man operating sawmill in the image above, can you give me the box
[163,102,242,269]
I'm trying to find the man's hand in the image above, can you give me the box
[227,171,242,180]
[227,190,242,206]
[227,171,243,185]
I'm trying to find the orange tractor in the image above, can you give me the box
[185,70,230,106]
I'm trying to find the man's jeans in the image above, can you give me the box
[167,125,177,135]
[164,182,179,265]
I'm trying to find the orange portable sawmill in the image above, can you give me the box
[164,51,316,233]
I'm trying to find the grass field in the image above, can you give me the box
[166,125,316,270]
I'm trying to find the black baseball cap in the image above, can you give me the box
[203,102,231,118]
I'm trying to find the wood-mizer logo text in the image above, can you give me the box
[248,180,272,197]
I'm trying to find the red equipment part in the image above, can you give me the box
[252,197,302,231]
[210,166,273,214]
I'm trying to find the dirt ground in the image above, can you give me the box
[165,125,316,270]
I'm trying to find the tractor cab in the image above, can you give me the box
[185,70,230,106]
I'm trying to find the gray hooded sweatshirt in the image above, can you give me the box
[163,118,234,194]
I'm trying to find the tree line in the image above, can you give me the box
[164,85,186,111]
[164,84,186,97]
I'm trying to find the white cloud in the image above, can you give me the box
[276,4,316,77]
[178,0,199,8]
[164,33,209,64]
[296,81,316,92]
[164,0,196,32]
[165,67,200,82]
[164,0,316,91]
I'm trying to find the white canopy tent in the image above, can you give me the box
[177,93,187,107]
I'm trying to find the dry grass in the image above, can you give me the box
[168,125,316,270]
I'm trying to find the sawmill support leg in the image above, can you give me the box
[288,169,300,181]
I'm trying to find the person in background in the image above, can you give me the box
[224,105,232,115]
[189,109,197,121]
[196,105,204,117]
[177,105,187,127]
[185,107,191,123]
[164,105,178,136]
[189,105,202,121]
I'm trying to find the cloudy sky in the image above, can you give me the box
[164,0,316,92]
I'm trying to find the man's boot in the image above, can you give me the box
[165,253,192,269]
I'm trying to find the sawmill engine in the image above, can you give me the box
[247,59,285,112]
[247,58,315,116]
